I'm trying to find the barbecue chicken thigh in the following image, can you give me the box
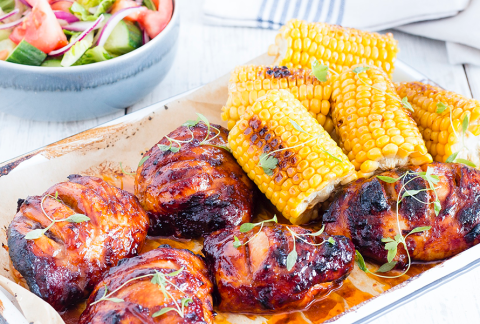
[8,175,149,311]
[135,122,255,238]
[80,246,214,324]
[323,163,480,268]
[203,223,355,313]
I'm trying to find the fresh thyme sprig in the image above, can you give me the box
[356,167,440,277]
[91,267,193,318]
[258,118,342,176]
[25,191,90,240]
[436,103,477,167]
[233,216,335,271]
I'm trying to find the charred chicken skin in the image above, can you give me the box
[135,122,255,238]
[203,223,355,313]
[323,162,480,268]
[80,246,214,324]
[8,175,149,311]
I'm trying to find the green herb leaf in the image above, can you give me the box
[271,215,278,223]
[119,162,136,176]
[462,114,469,134]
[446,152,459,163]
[320,149,342,163]
[197,113,210,128]
[150,271,163,286]
[376,175,401,183]
[24,229,46,240]
[408,226,432,235]
[455,158,477,168]
[183,119,199,127]
[64,214,90,223]
[434,200,442,216]
[401,97,414,112]
[181,297,192,308]
[376,261,397,273]
[157,144,171,151]
[104,297,124,303]
[387,246,397,263]
[138,155,150,167]
[436,102,448,114]
[289,119,308,134]
[310,59,329,82]
[143,0,156,11]
[166,267,184,277]
[353,66,370,74]
[233,236,242,248]
[258,153,278,176]
[327,237,336,245]
[239,223,256,233]
[384,241,398,251]
[402,189,421,198]
[355,250,369,273]
[286,249,298,271]
[309,225,325,236]
[381,237,395,243]
[152,307,178,318]
[169,146,180,153]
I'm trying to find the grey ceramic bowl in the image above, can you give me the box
[0,1,179,122]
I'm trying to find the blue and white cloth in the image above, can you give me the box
[203,0,480,66]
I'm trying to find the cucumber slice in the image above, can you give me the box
[104,20,141,56]
[0,29,11,42]
[41,59,63,67]
[0,38,15,54]
[75,46,112,65]
[6,40,46,66]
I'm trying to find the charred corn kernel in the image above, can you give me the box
[228,89,356,224]
[271,19,398,77]
[331,65,432,176]
[397,81,480,165]
[222,65,333,131]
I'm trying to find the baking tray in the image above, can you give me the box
[0,54,476,324]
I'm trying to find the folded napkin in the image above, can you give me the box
[203,0,479,66]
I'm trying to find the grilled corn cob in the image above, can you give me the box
[396,82,480,165]
[269,19,398,77]
[228,89,356,224]
[221,65,334,132]
[330,65,432,177]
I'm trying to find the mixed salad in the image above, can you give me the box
[0,0,172,66]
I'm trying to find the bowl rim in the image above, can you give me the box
[0,0,179,73]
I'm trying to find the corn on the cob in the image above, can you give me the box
[221,65,335,132]
[330,65,432,178]
[268,19,398,77]
[396,82,480,166]
[228,89,357,224]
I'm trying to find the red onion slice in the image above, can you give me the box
[54,10,79,24]
[142,29,149,44]
[0,8,19,22]
[0,14,27,30]
[49,14,104,56]
[17,0,31,8]
[62,20,103,32]
[96,6,141,47]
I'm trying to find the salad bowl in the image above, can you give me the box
[0,0,179,122]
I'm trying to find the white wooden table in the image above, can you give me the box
[1,0,480,323]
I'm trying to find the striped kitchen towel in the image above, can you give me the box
[203,0,469,31]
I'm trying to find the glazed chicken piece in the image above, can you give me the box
[135,122,255,238]
[8,175,149,311]
[80,246,214,324]
[203,223,355,313]
[323,162,480,268]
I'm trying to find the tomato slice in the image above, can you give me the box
[137,0,173,39]
[9,0,68,53]
[111,0,146,22]
[50,0,73,13]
